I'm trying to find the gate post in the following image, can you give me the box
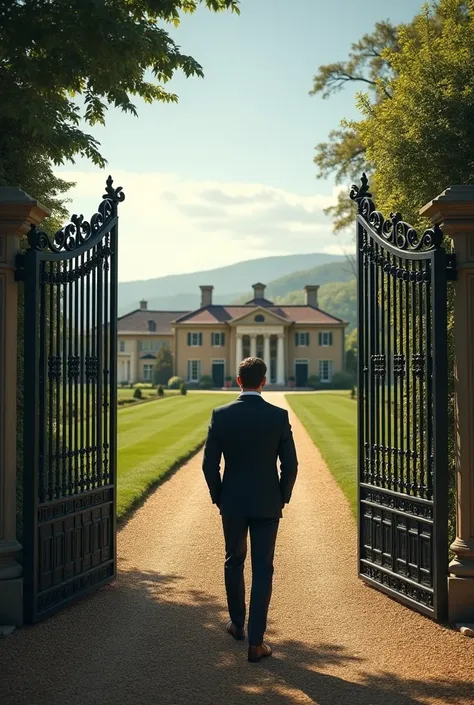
[0,188,49,633]
[421,185,474,628]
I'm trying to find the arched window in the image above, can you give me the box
[148,320,156,332]
[254,314,265,323]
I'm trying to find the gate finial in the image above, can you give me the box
[350,172,372,206]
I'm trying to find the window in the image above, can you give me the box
[295,332,310,347]
[319,360,333,383]
[138,340,169,353]
[143,364,153,381]
[187,360,201,382]
[187,332,203,347]
[119,340,125,352]
[148,320,156,332]
[211,332,225,347]
[254,314,265,323]
[318,332,333,347]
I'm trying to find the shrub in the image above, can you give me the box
[133,387,142,399]
[307,375,322,390]
[199,374,214,389]
[157,385,164,397]
[351,386,356,399]
[133,382,152,389]
[152,347,173,386]
[331,371,355,390]
[180,383,187,395]
[167,376,184,389]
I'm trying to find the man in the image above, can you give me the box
[202,357,298,663]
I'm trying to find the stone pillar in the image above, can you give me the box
[236,334,243,370]
[263,334,271,384]
[421,185,474,627]
[250,333,257,358]
[0,188,50,633]
[276,333,285,385]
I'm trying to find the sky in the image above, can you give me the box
[58,0,425,282]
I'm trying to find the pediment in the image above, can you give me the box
[229,306,289,326]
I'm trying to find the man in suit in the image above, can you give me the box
[202,356,298,663]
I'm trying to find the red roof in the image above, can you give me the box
[173,305,344,325]
[118,310,190,334]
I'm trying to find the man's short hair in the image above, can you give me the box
[238,357,267,389]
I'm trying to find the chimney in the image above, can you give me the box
[140,300,148,311]
[252,282,266,300]
[305,285,319,308]
[200,285,214,308]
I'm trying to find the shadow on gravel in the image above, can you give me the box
[1,567,473,705]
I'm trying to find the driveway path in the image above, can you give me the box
[1,392,473,705]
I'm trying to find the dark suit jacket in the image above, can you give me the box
[202,394,298,518]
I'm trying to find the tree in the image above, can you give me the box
[309,11,443,231]
[357,0,474,226]
[152,347,173,386]
[0,0,240,218]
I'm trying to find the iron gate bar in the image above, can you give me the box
[18,177,123,623]
[351,174,450,621]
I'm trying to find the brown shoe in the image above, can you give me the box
[226,620,245,641]
[248,643,272,663]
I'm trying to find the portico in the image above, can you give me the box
[235,326,286,385]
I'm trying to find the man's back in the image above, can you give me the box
[202,394,298,518]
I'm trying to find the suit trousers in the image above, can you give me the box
[221,515,280,646]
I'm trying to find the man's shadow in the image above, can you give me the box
[0,567,473,705]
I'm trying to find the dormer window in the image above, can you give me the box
[254,314,265,323]
[148,320,156,332]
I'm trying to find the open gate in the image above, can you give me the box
[18,177,124,623]
[351,175,454,620]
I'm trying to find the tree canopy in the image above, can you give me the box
[1,0,239,217]
[309,2,467,231]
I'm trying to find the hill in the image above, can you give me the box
[118,252,344,314]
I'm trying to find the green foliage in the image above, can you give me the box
[157,385,165,397]
[307,375,321,390]
[167,376,184,389]
[180,383,187,395]
[133,383,153,389]
[331,371,355,390]
[152,347,173,386]
[133,387,143,400]
[345,328,357,377]
[0,0,239,184]
[199,375,214,389]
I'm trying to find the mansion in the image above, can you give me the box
[117,282,347,388]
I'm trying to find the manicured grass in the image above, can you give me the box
[286,392,357,515]
[117,392,236,519]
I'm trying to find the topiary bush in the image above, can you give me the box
[157,385,164,397]
[199,374,214,389]
[167,376,184,389]
[331,371,355,390]
[133,387,143,399]
[180,382,187,395]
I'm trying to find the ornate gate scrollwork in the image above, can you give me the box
[18,176,123,623]
[351,174,451,620]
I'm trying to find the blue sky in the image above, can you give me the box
[59,0,425,281]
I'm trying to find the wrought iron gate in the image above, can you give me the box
[351,175,453,620]
[18,177,124,623]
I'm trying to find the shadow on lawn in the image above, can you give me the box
[1,568,473,705]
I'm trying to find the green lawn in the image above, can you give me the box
[117,392,236,519]
[286,392,357,515]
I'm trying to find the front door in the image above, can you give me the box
[295,361,308,387]
[212,360,225,388]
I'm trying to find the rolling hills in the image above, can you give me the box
[118,252,357,331]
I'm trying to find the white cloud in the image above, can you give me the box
[57,170,353,281]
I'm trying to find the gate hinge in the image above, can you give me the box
[15,253,25,282]
[446,253,457,281]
